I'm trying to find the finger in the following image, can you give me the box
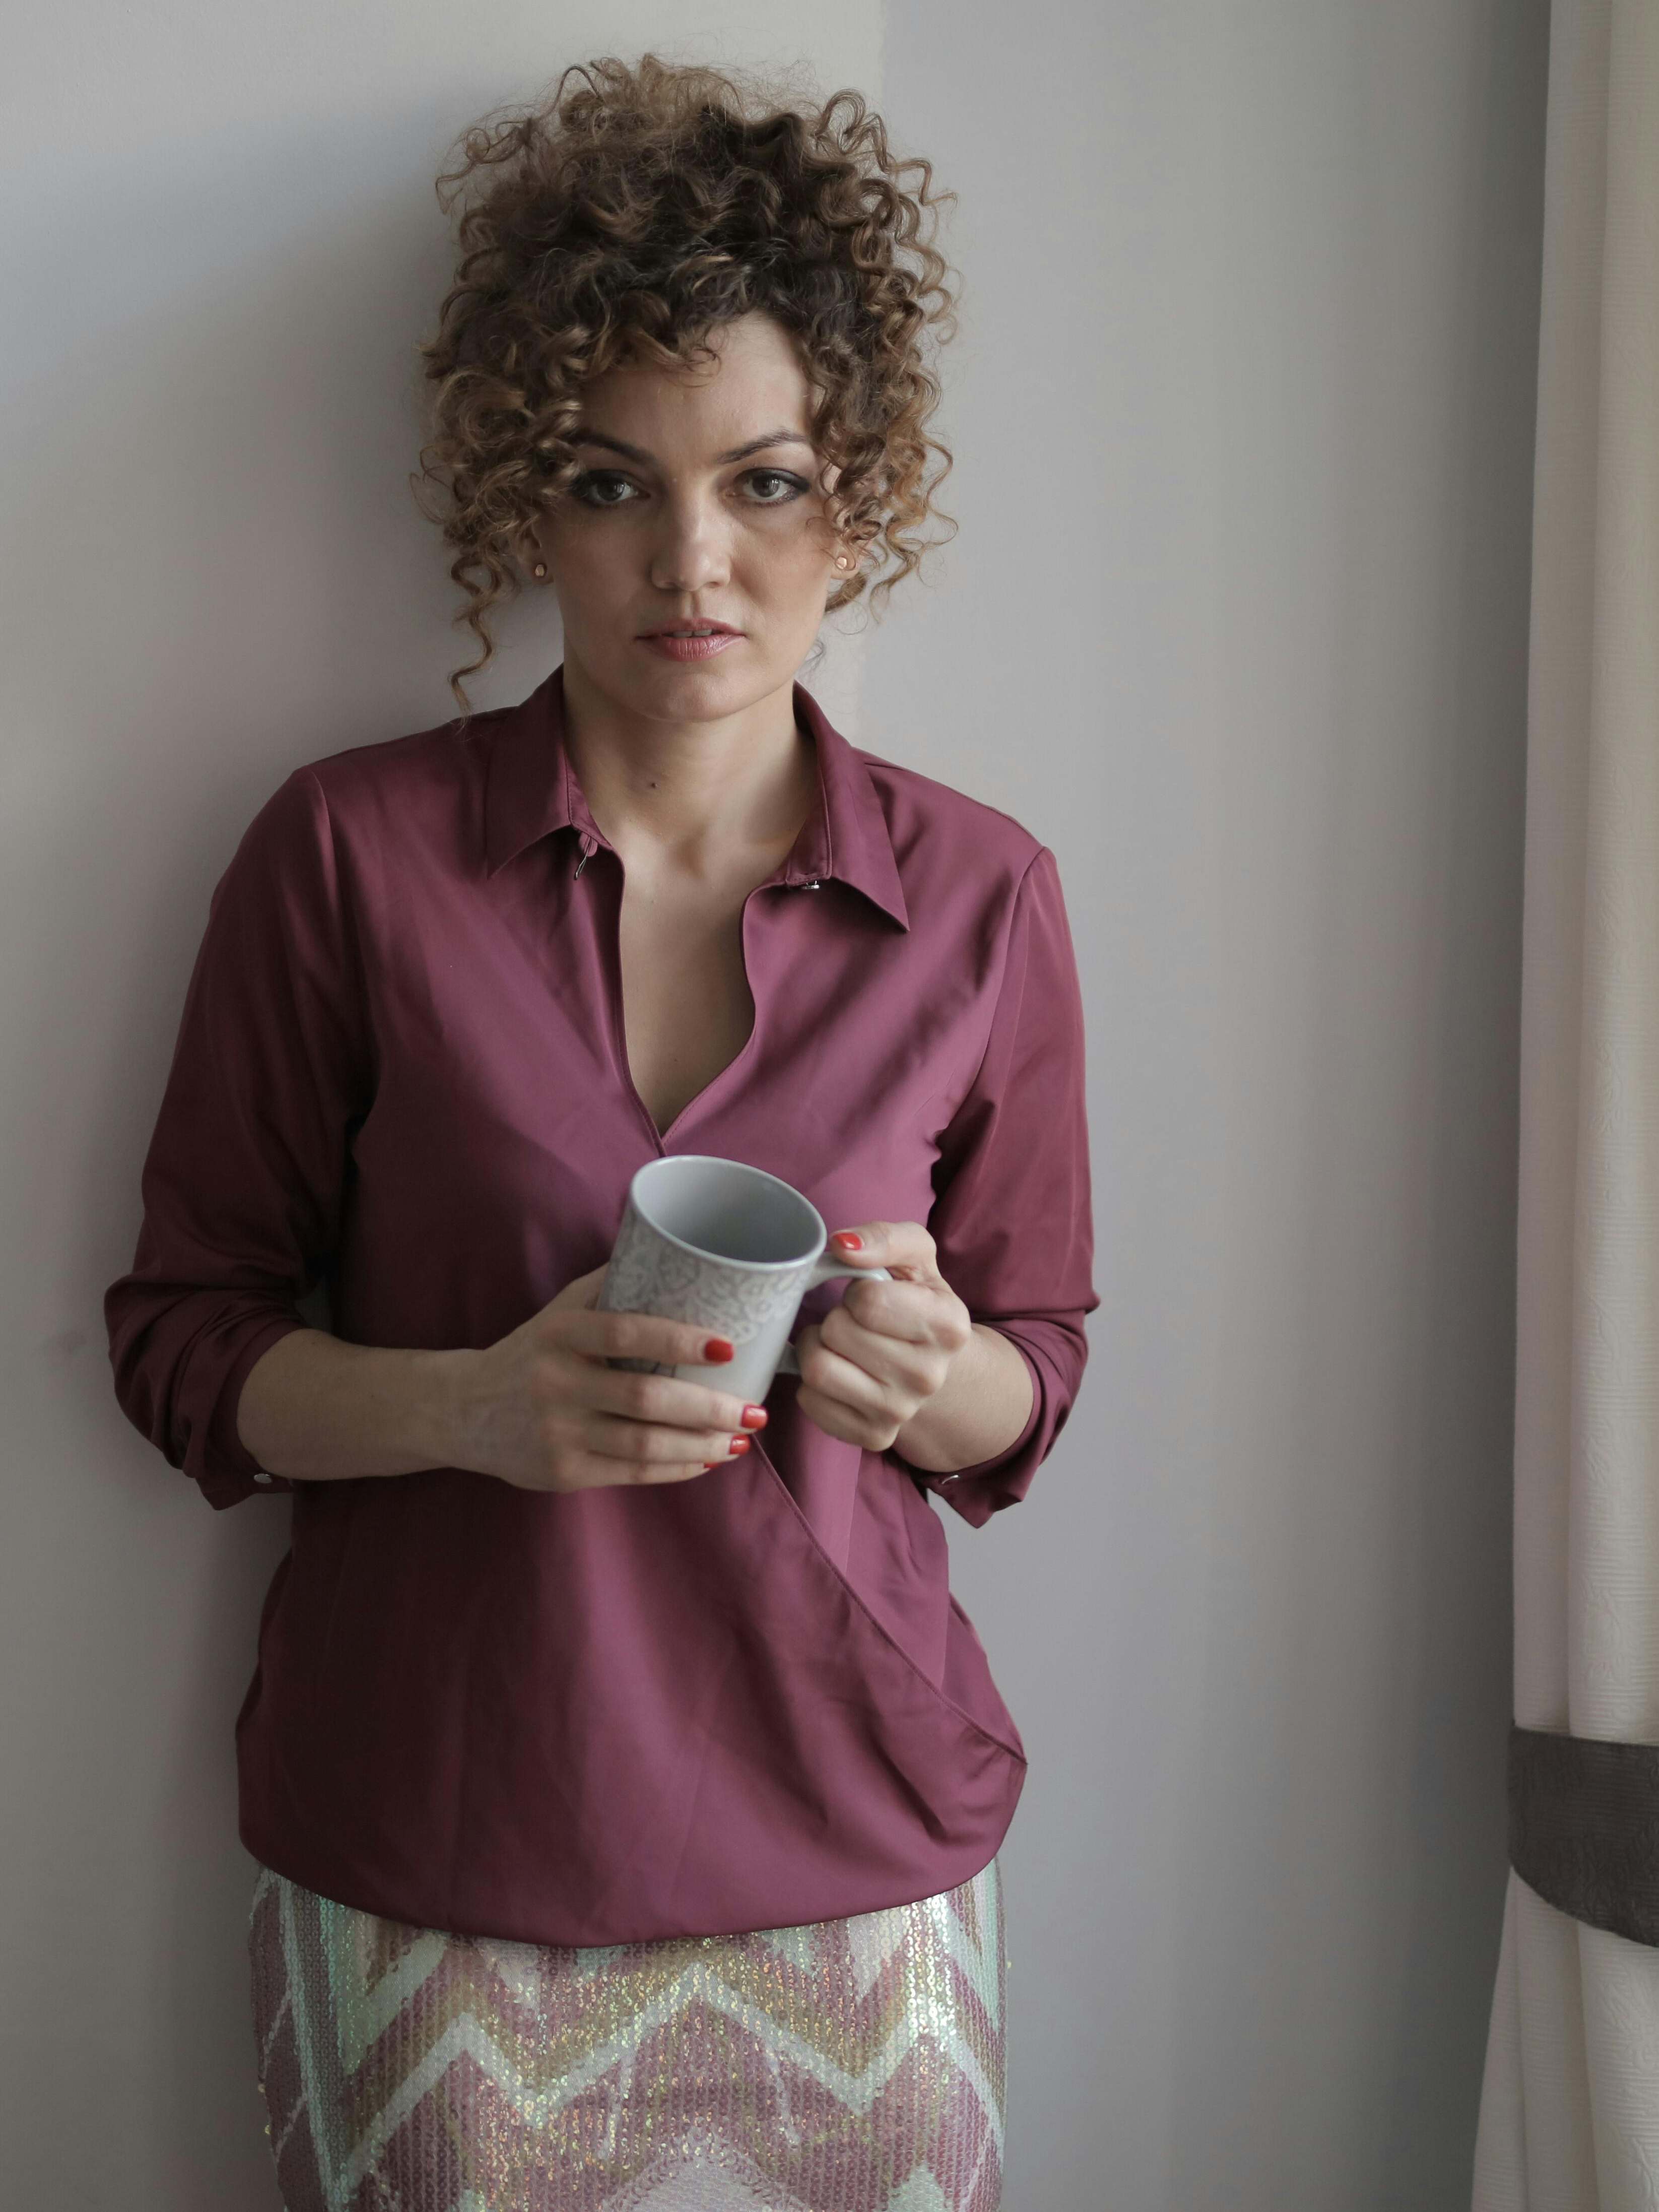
[582,1412,756,1468]
[822,1280,937,1363]
[581,1362,762,1438]
[815,1317,927,1399]
[825,1219,940,1281]
[561,1446,726,1490]
[792,1372,901,1453]
[791,1326,910,1422]
[557,1306,744,1373]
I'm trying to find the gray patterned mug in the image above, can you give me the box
[596,1154,893,1405]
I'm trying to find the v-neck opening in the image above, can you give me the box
[587,738,828,1151]
[609,868,780,1154]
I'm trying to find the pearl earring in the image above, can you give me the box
[532,562,548,580]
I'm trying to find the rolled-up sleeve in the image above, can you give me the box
[893,842,1099,1528]
[103,768,372,1510]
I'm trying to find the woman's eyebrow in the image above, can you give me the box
[570,429,814,467]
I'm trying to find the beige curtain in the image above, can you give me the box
[1471,3,1659,2202]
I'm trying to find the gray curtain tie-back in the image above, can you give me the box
[1509,1723,1659,1949]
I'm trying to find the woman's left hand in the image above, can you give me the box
[789,1221,973,1452]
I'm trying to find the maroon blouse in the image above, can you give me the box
[103,665,1098,1945]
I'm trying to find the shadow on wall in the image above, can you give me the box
[1147,15,1540,2209]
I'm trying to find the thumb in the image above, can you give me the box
[552,1261,610,1312]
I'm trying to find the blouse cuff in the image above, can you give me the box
[195,1312,309,1511]
[889,1335,1046,1529]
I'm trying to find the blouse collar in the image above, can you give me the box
[483,663,910,932]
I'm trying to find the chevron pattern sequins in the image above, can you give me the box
[247,1857,1006,2210]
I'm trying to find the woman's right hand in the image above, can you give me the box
[447,1263,768,1494]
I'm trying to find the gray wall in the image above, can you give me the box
[0,3,1547,2205]
[879,6,1549,2206]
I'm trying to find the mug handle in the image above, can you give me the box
[775,1259,894,1377]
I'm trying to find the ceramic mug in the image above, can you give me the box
[596,1154,893,1405]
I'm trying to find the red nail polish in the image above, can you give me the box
[741,1405,768,1429]
[830,1232,861,1251]
[728,1436,751,1455]
[705,1338,735,1361]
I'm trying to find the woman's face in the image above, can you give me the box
[524,310,855,724]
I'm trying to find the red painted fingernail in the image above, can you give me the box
[830,1232,861,1251]
[702,1459,722,1470]
[728,1436,751,1455]
[704,1338,735,1361]
[741,1405,768,1429]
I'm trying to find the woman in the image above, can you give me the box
[104,52,1097,2212]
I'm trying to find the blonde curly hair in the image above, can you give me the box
[412,52,961,715]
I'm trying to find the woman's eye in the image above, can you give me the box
[568,468,806,509]
[570,471,636,507]
[744,470,807,503]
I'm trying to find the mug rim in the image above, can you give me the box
[629,1154,827,1273]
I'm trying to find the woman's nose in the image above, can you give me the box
[648,504,732,593]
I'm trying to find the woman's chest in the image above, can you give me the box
[615,866,759,1143]
[347,853,996,1286]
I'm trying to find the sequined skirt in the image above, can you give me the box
[247,1856,1006,2210]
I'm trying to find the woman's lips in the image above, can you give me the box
[640,631,742,663]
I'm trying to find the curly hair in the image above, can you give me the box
[412,52,961,715]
